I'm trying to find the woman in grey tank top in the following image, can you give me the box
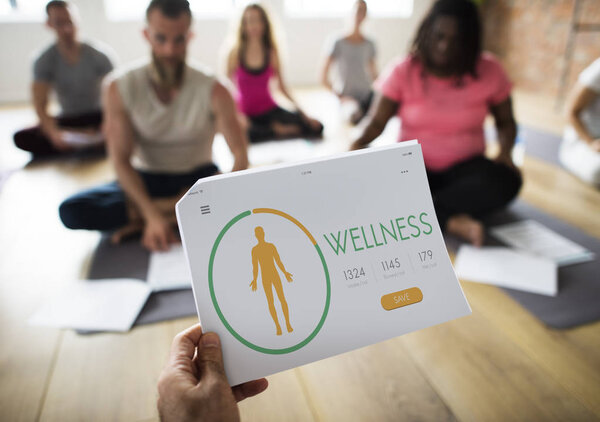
[321,0,378,125]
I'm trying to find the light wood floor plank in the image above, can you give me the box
[1,88,599,421]
[237,369,317,422]
[400,303,599,422]
[520,156,600,237]
[296,339,457,422]
[460,281,600,418]
[562,323,600,370]
[0,161,106,422]
[39,323,173,422]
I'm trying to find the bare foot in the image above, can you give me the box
[276,327,282,336]
[350,108,365,125]
[286,324,293,333]
[305,117,323,132]
[446,214,485,247]
[272,122,301,137]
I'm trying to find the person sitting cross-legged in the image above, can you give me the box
[59,0,249,251]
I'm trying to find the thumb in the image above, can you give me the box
[196,333,227,380]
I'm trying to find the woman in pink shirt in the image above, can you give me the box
[226,4,323,143]
[351,0,521,246]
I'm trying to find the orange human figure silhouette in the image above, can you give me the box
[250,226,294,336]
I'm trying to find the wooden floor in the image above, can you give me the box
[1,89,599,422]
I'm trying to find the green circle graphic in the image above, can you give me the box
[208,210,331,354]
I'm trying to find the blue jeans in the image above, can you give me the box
[59,163,218,231]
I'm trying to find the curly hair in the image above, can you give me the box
[411,0,482,78]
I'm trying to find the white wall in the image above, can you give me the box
[0,0,433,104]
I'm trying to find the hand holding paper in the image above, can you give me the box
[177,141,471,385]
[157,325,268,422]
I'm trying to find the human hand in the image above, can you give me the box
[157,325,268,422]
[349,140,366,151]
[110,221,144,244]
[285,272,293,282]
[590,139,600,153]
[250,279,257,291]
[47,127,72,151]
[143,214,177,251]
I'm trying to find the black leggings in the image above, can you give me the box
[13,111,104,156]
[427,156,522,229]
[358,91,374,114]
[247,106,323,143]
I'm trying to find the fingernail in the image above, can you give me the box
[201,333,220,348]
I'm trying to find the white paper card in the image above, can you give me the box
[491,220,594,266]
[62,130,104,147]
[177,141,471,385]
[455,245,558,296]
[147,244,192,291]
[29,279,151,332]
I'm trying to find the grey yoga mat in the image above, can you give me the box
[87,235,197,327]
[86,199,598,330]
[519,125,562,166]
[485,125,563,167]
[446,200,600,329]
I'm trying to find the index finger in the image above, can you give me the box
[157,230,169,251]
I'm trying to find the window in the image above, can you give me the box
[285,0,413,18]
[0,0,47,22]
[104,0,247,22]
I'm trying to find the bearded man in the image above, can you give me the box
[59,0,249,251]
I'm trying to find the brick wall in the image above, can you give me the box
[481,0,600,99]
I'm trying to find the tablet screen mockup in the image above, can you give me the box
[176,141,471,385]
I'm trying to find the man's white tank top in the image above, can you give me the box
[116,60,216,173]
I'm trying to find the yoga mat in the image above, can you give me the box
[485,125,562,166]
[27,144,107,165]
[86,235,197,328]
[86,200,598,329]
[446,200,600,329]
[519,126,562,166]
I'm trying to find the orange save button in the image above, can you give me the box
[381,287,423,311]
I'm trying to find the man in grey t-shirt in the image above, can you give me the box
[13,1,114,156]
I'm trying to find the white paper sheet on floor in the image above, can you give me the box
[62,130,104,147]
[29,279,151,331]
[454,245,558,296]
[147,244,192,291]
[490,219,595,266]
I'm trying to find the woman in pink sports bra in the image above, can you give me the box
[226,3,323,143]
